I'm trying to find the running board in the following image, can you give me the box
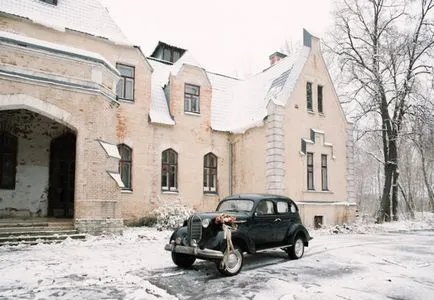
[255,244,293,253]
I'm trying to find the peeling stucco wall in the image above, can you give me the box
[0,109,70,217]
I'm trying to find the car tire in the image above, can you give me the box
[171,252,196,268]
[217,246,243,276]
[288,236,304,259]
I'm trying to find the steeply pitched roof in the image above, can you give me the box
[209,46,310,133]
[0,0,130,45]
[148,44,311,132]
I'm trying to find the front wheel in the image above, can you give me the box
[171,252,196,268]
[217,246,243,276]
[288,236,304,259]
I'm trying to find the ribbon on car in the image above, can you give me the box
[220,224,235,269]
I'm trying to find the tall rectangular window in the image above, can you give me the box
[321,154,328,191]
[306,82,313,111]
[307,152,314,190]
[184,84,200,113]
[162,149,178,191]
[0,133,18,190]
[203,153,217,193]
[116,64,135,101]
[118,144,132,190]
[318,85,323,113]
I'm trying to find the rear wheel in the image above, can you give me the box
[171,252,196,268]
[217,246,243,276]
[288,236,304,259]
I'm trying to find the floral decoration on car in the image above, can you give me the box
[215,213,236,225]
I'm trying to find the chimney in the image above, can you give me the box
[269,51,287,66]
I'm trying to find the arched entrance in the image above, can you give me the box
[48,132,76,218]
[0,105,77,219]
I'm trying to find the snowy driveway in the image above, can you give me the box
[0,228,433,300]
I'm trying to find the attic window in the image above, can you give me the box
[163,47,181,63]
[40,0,58,5]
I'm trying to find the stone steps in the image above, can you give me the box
[0,218,86,246]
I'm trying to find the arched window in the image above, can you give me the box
[0,132,18,190]
[203,153,217,193]
[118,144,132,190]
[162,149,177,191]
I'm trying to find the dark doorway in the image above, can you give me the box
[314,215,324,229]
[48,132,76,218]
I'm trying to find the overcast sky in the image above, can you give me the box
[100,0,334,78]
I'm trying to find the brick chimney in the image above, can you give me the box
[269,51,287,66]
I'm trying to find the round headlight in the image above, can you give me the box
[202,218,210,228]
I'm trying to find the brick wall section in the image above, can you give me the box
[0,16,153,230]
[0,80,122,233]
[146,65,230,214]
[231,126,267,194]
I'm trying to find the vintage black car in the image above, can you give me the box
[164,193,312,276]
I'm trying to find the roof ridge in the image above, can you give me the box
[206,71,239,81]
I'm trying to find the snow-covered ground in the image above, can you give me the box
[0,213,433,300]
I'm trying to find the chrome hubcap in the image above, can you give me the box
[295,239,304,257]
[226,250,242,272]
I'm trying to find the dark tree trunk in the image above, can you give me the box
[392,168,399,221]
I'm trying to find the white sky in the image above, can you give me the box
[100,0,334,78]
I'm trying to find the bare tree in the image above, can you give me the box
[409,100,434,212]
[330,0,434,222]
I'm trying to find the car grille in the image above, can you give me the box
[188,215,202,245]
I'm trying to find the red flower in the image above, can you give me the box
[215,214,236,225]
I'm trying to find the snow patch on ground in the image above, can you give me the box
[0,213,433,299]
[312,212,434,236]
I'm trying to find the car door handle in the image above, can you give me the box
[274,218,281,223]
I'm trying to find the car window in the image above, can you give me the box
[256,200,275,215]
[217,199,254,212]
[276,201,289,213]
[290,202,297,213]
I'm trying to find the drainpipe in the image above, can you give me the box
[229,142,233,196]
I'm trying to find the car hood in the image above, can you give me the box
[193,211,251,222]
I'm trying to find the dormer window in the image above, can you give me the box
[150,41,186,63]
[40,0,58,5]
[163,48,181,63]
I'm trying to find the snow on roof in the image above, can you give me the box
[147,50,204,126]
[148,59,175,126]
[0,0,130,45]
[207,72,239,131]
[148,44,311,131]
[211,46,310,133]
[0,30,119,74]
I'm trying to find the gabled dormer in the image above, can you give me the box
[150,41,186,63]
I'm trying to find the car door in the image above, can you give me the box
[249,199,277,246]
[273,199,292,243]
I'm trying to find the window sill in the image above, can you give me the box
[184,111,201,116]
[162,190,179,195]
[319,112,325,117]
[307,110,315,115]
[118,98,135,104]
[121,189,133,193]
[204,192,218,196]
[303,190,333,194]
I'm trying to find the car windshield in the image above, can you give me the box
[216,199,254,212]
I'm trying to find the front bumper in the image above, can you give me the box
[164,243,224,260]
